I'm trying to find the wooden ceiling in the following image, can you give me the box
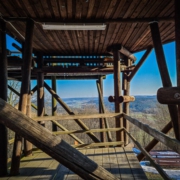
[0,0,174,55]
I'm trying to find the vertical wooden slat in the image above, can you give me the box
[175,0,180,140]
[37,53,45,126]
[98,76,106,142]
[150,22,180,140]
[0,20,8,176]
[113,48,123,142]
[123,59,131,145]
[11,18,34,175]
[52,75,57,131]
[96,81,112,142]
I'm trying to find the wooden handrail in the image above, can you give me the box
[53,128,124,135]
[123,113,180,155]
[33,113,123,121]
[123,128,170,180]
[72,141,124,149]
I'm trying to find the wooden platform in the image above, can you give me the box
[1,147,147,180]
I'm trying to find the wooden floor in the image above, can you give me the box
[1,147,147,180]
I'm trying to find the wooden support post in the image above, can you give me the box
[96,81,112,142]
[21,42,32,157]
[24,83,32,156]
[157,87,180,104]
[52,75,57,131]
[0,20,8,176]
[10,18,34,175]
[0,99,118,180]
[128,47,152,81]
[175,0,180,140]
[37,53,45,126]
[123,58,131,145]
[113,48,123,142]
[150,22,180,140]
[44,82,100,142]
[108,95,135,103]
[98,76,106,142]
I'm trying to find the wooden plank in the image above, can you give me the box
[0,99,118,180]
[34,113,122,121]
[73,141,123,149]
[25,154,54,180]
[108,148,121,178]
[115,147,134,180]
[39,159,60,179]
[53,128,124,135]
[9,152,50,180]
[124,147,147,180]
[102,148,111,173]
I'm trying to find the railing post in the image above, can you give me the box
[98,76,106,142]
[52,74,57,131]
[37,53,45,126]
[113,47,123,143]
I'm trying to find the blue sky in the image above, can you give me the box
[7,35,176,98]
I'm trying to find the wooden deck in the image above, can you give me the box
[1,147,147,180]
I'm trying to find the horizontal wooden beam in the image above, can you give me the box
[108,95,135,103]
[33,113,122,121]
[157,87,180,104]
[107,44,136,62]
[123,113,180,155]
[53,128,124,135]
[3,17,174,23]
[33,67,114,75]
[72,141,124,149]
[51,120,84,144]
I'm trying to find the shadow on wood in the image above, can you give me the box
[0,98,118,180]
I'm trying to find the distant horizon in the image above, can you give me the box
[60,94,157,99]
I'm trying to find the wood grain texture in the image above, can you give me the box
[0,98,119,180]
[0,0,175,55]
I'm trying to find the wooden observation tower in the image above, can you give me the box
[0,0,180,179]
